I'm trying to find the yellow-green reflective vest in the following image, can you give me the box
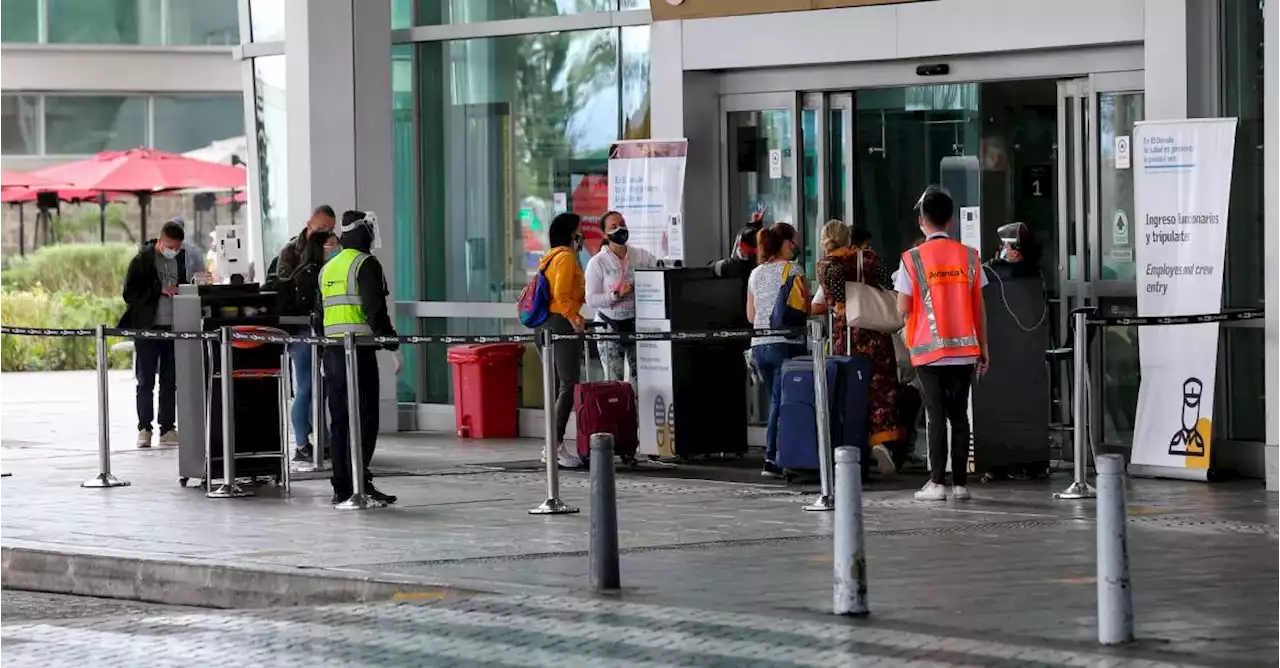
[320,248,373,338]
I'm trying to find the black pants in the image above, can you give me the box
[135,337,176,432]
[323,346,380,497]
[539,313,581,444]
[916,364,974,487]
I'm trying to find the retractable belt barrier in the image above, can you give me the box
[1057,306,1267,503]
[1082,308,1264,328]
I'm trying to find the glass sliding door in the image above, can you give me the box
[1058,72,1144,449]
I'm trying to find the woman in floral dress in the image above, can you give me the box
[813,220,902,475]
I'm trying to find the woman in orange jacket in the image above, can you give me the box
[538,212,588,468]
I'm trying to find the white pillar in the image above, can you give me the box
[1264,0,1278,491]
[285,0,397,432]
[1143,0,1189,120]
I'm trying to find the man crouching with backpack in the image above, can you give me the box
[275,204,337,462]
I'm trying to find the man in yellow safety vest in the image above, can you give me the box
[319,210,400,506]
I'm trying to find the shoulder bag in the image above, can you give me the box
[844,249,904,333]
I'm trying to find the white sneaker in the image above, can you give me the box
[951,485,972,501]
[556,442,583,469]
[541,443,583,469]
[914,481,947,501]
[871,444,897,477]
[137,429,153,448]
[158,430,179,447]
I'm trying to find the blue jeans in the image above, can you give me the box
[289,341,328,448]
[753,342,803,463]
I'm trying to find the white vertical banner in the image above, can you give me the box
[607,139,688,263]
[1130,118,1237,481]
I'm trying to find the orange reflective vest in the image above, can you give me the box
[901,238,983,366]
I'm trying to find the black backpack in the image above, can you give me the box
[275,261,321,316]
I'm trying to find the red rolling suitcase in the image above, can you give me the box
[574,332,639,461]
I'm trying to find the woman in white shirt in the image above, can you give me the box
[745,222,807,477]
[585,211,658,382]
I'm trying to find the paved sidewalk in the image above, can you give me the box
[0,593,1230,668]
[2,371,1277,665]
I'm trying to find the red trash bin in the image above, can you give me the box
[446,343,526,439]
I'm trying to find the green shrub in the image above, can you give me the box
[2,243,135,298]
[1,288,130,371]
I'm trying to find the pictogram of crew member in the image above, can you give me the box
[318,210,400,506]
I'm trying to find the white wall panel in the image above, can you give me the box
[1142,0,1188,119]
[680,0,1144,71]
[0,47,239,93]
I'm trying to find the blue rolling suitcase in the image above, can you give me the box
[830,354,873,470]
[775,356,839,470]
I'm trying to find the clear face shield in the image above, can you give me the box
[997,221,1028,261]
[338,211,382,249]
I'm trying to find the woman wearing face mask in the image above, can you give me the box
[745,222,807,478]
[538,213,588,469]
[585,211,658,382]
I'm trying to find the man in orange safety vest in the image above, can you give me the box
[894,186,989,503]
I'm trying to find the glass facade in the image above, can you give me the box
[1,93,244,156]
[252,56,289,261]
[248,0,284,42]
[0,0,241,45]
[406,0,616,26]
[1221,0,1267,443]
[1,94,40,155]
[1,0,40,42]
[43,95,148,154]
[152,95,244,153]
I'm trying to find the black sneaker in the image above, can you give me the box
[331,492,348,505]
[293,444,313,462]
[760,461,784,479]
[369,487,398,504]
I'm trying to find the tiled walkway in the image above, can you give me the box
[2,371,1276,666]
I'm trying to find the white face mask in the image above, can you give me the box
[161,247,179,260]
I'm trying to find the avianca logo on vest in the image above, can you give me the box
[925,265,968,285]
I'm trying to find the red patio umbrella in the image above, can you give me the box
[0,169,61,190]
[32,148,247,241]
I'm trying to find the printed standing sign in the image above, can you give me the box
[607,139,688,262]
[1130,118,1237,481]
[634,269,672,457]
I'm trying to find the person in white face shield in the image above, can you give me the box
[318,210,400,506]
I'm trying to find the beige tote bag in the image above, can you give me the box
[844,249,904,334]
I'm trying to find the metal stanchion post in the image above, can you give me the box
[336,333,384,510]
[804,318,835,512]
[833,446,868,616]
[82,325,130,488]
[278,348,291,493]
[529,328,579,515]
[1096,453,1133,644]
[208,326,252,498]
[312,341,327,470]
[589,432,621,590]
[1056,311,1095,499]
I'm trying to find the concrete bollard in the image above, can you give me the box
[833,446,868,616]
[589,432,621,590]
[1096,453,1133,644]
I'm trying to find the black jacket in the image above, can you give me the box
[118,240,188,329]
